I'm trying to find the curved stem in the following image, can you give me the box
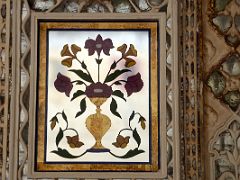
[110,80,127,86]
[71,80,87,86]
[63,128,79,136]
[55,112,62,116]
[118,128,132,135]
[135,112,142,117]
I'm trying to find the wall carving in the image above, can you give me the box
[203,0,240,179]
[5,0,182,179]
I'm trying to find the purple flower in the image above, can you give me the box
[125,73,144,96]
[54,73,73,97]
[84,34,114,56]
[85,82,113,98]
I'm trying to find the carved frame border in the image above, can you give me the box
[28,12,167,179]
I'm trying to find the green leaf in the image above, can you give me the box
[81,61,87,69]
[75,98,86,118]
[69,69,93,83]
[62,111,67,123]
[56,128,63,147]
[112,90,126,101]
[71,90,85,101]
[110,148,145,159]
[104,69,131,83]
[129,111,135,122]
[113,81,122,85]
[110,98,122,119]
[51,148,81,159]
[110,61,117,69]
[95,58,103,64]
[72,80,85,85]
[133,128,141,148]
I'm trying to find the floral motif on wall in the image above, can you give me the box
[49,34,147,159]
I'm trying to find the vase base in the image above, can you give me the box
[86,148,110,153]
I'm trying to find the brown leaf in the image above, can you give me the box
[61,57,73,67]
[117,44,127,54]
[125,44,137,57]
[71,44,81,55]
[61,44,73,57]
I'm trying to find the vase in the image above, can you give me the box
[86,97,111,152]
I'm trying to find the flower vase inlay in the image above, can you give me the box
[86,97,111,152]
[51,34,146,159]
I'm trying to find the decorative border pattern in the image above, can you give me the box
[0,0,10,179]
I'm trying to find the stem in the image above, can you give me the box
[118,128,132,135]
[55,112,62,116]
[63,128,79,135]
[98,62,100,82]
[104,56,124,82]
[135,112,142,117]
[110,80,127,86]
[97,54,101,82]
[71,80,87,86]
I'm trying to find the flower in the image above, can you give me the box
[112,135,130,148]
[84,34,114,56]
[138,116,146,130]
[54,73,73,97]
[50,116,58,130]
[125,44,137,57]
[66,135,84,148]
[125,73,144,96]
[125,58,136,68]
[117,44,137,67]
[60,44,81,68]
[85,82,113,98]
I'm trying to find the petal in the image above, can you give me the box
[88,47,96,56]
[75,141,84,148]
[120,142,127,148]
[84,39,95,48]
[117,44,127,54]
[103,38,114,48]
[125,58,136,68]
[66,136,73,144]
[61,57,73,67]
[116,135,125,144]
[72,135,79,142]
[124,136,130,143]
[61,44,73,57]
[125,44,137,57]
[71,44,81,55]
[65,83,73,97]
[102,47,111,56]
[69,143,76,148]
[112,142,120,148]
[96,34,103,44]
